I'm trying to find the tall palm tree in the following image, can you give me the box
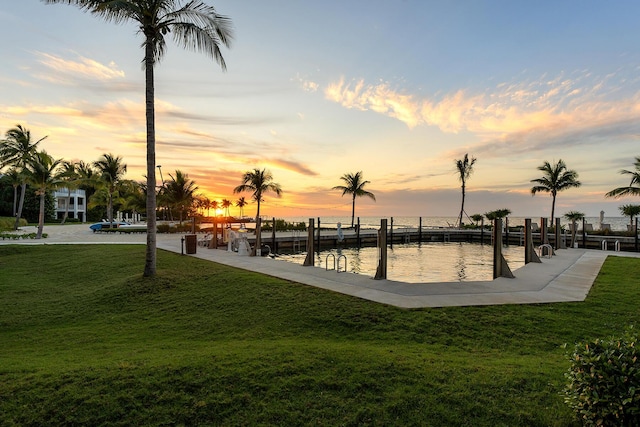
[45,0,233,277]
[93,153,127,224]
[24,151,64,239]
[233,168,282,223]
[235,196,247,218]
[530,159,581,223]
[332,171,376,228]
[455,153,477,228]
[164,170,198,224]
[605,156,640,199]
[0,125,47,230]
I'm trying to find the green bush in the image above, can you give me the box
[564,327,640,426]
[0,217,28,231]
[262,219,306,231]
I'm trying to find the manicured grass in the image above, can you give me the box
[1,245,639,426]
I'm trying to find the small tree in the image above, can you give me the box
[531,159,581,222]
[619,204,640,230]
[333,171,376,228]
[484,208,511,221]
[564,211,585,248]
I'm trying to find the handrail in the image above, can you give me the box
[325,253,336,271]
[537,243,553,258]
[337,254,347,272]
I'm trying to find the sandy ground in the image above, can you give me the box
[1,223,185,245]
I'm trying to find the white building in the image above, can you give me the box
[53,188,87,222]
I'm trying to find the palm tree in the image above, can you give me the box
[605,156,640,199]
[484,208,511,221]
[236,196,247,218]
[5,168,22,219]
[619,204,640,230]
[121,180,147,221]
[58,160,79,224]
[470,213,484,227]
[221,198,231,217]
[0,125,47,230]
[164,170,198,224]
[455,153,477,228]
[332,171,376,228]
[233,168,282,223]
[24,151,64,239]
[564,210,585,248]
[46,0,233,277]
[93,153,127,224]
[530,159,581,223]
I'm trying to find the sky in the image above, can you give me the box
[1,1,640,220]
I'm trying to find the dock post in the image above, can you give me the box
[356,217,361,247]
[540,217,548,246]
[524,218,541,264]
[480,217,485,244]
[253,217,262,256]
[374,218,388,280]
[316,217,321,253]
[303,218,315,266]
[582,218,587,248]
[493,218,514,279]
[555,218,565,249]
[390,217,394,248]
[418,217,422,242]
[505,217,509,246]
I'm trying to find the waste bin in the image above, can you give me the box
[185,234,197,254]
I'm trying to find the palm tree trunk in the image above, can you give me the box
[61,188,71,224]
[14,183,27,230]
[351,195,356,228]
[143,39,157,277]
[12,185,18,218]
[550,193,556,225]
[458,182,466,228]
[36,192,45,239]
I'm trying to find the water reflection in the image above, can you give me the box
[275,242,525,283]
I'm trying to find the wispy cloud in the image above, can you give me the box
[32,51,125,84]
[322,69,640,159]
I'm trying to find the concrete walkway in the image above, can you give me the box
[4,224,640,308]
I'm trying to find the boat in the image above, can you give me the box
[89,221,129,232]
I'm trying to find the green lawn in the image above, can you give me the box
[1,245,639,426]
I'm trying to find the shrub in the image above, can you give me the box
[262,219,306,231]
[564,327,640,426]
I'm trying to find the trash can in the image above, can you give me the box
[185,234,197,254]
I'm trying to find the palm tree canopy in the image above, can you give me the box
[563,211,585,221]
[619,204,640,218]
[530,159,581,196]
[93,153,127,189]
[1,125,47,170]
[605,156,640,199]
[165,170,198,207]
[44,0,233,67]
[233,168,283,202]
[332,171,376,201]
[25,150,64,193]
[455,153,477,184]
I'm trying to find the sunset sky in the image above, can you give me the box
[2,1,640,219]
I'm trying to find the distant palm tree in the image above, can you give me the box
[165,170,198,224]
[564,210,585,248]
[484,208,511,221]
[221,198,232,217]
[24,151,64,239]
[5,168,22,219]
[605,156,640,199]
[233,169,282,223]
[0,125,47,230]
[236,196,247,218]
[619,204,640,230]
[121,180,147,220]
[455,153,477,228]
[470,213,484,227]
[93,153,127,224]
[211,200,219,216]
[530,159,581,223]
[333,171,376,228]
[46,0,233,277]
[58,160,79,224]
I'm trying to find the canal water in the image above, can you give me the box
[274,241,525,283]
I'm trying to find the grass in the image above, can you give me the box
[1,245,639,426]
